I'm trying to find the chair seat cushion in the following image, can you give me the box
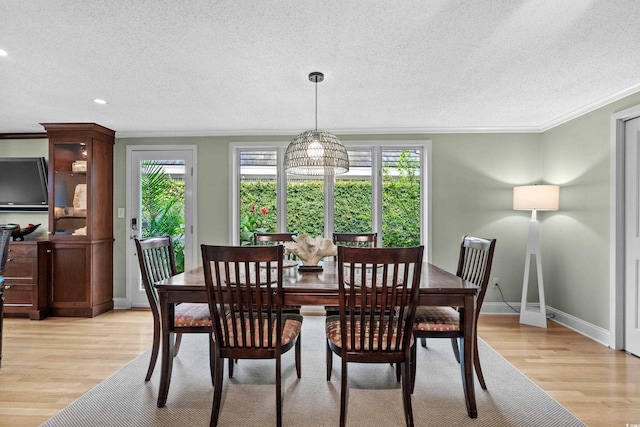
[174,302,212,327]
[325,315,412,351]
[224,313,303,347]
[414,306,460,331]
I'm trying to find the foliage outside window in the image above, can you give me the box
[141,161,186,271]
[238,149,420,247]
[287,180,324,237]
[381,150,421,247]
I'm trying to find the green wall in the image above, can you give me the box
[4,91,640,330]
[542,91,640,328]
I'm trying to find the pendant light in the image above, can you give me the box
[284,72,349,176]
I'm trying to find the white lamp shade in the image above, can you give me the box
[513,185,559,211]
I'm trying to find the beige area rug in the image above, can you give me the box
[41,316,584,427]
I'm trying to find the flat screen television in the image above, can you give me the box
[0,157,49,211]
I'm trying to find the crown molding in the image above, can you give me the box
[0,132,47,139]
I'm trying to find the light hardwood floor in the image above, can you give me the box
[0,310,639,427]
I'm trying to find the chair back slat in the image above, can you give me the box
[337,245,423,356]
[456,235,496,314]
[134,236,177,317]
[202,245,284,351]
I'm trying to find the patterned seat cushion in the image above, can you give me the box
[413,306,460,332]
[223,313,303,348]
[325,315,412,351]
[174,302,212,327]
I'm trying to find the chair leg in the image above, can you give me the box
[339,358,349,427]
[473,337,487,389]
[295,333,302,379]
[228,358,234,378]
[174,332,183,357]
[326,341,333,381]
[276,354,283,427]
[208,337,215,386]
[145,319,161,381]
[450,337,461,363]
[210,352,224,427]
[410,343,417,394]
[401,360,415,427]
[396,360,401,382]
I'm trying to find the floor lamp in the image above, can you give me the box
[513,185,559,328]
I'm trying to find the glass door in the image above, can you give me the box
[127,147,196,308]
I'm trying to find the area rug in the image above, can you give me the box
[41,316,585,427]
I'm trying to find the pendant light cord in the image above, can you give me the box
[315,79,318,131]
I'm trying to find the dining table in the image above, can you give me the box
[154,260,480,418]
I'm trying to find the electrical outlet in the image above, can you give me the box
[492,277,499,288]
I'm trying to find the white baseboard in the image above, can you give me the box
[481,302,611,347]
[113,297,129,310]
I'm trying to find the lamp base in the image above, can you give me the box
[519,305,547,328]
[519,216,548,329]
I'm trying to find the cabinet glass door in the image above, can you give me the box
[51,143,88,236]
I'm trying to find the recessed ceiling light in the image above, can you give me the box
[93,98,107,105]
[0,49,7,57]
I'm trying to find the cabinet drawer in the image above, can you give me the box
[7,244,38,258]
[3,257,38,283]
[4,284,35,306]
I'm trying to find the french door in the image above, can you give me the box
[624,117,640,357]
[126,146,197,308]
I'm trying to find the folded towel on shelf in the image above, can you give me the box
[72,226,87,236]
[54,207,87,218]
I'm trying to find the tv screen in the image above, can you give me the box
[0,157,49,211]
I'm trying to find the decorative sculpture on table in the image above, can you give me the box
[284,234,337,271]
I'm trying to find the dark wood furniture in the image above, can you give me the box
[326,246,423,427]
[332,232,377,248]
[0,228,12,369]
[0,240,50,319]
[253,232,297,259]
[413,235,496,391]
[201,245,303,427]
[135,236,212,382]
[155,260,480,418]
[43,123,115,317]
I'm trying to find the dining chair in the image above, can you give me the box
[253,232,301,317]
[201,244,303,427]
[253,232,298,259]
[332,232,377,249]
[326,245,424,427]
[326,233,378,315]
[0,228,12,273]
[134,236,213,382]
[412,235,496,390]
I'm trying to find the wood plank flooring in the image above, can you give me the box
[0,310,638,426]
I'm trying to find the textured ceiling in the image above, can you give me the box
[1,0,640,137]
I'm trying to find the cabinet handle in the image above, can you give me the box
[3,285,10,290]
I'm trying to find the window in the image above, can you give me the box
[231,141,430,254]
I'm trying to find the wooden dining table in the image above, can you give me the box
[154,260,480,418]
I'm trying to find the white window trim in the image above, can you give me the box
[229,140,432,260]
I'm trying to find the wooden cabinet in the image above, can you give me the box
[2,240,50,320]
[42,123,114,317]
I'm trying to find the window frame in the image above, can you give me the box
[230,140,432,260]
